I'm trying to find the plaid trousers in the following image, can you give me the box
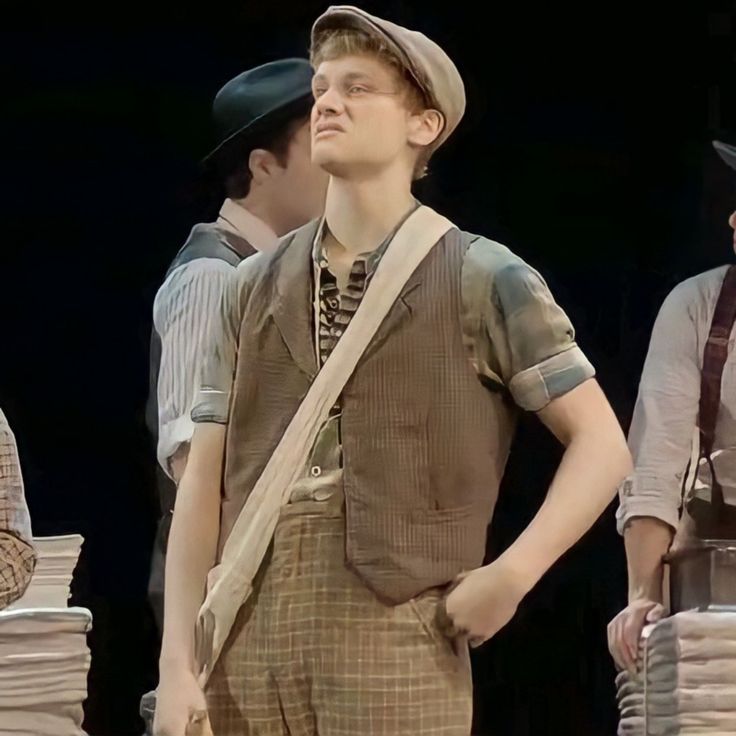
[205,496,472,735]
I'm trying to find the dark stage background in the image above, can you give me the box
[2,3,735,734]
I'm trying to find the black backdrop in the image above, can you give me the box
[2,3,735,734]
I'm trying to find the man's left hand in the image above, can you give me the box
[441,561,528,648]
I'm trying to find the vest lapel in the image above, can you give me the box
[270,222,456,375]
[271,221,320,379]
[359,267,425,364]
[360,230,459,363]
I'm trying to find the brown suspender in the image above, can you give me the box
[687,265,736,537]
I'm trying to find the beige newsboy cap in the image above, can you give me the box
[311,5,466,150]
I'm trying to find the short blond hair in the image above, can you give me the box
[310,29,436,180]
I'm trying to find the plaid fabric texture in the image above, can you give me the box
[205,496,472,735]
[0,409,36,609]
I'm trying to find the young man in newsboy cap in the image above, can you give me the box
[155,7,631,735]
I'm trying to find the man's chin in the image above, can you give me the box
[313,156,351,178]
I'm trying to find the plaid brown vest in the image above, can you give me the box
[221,220,516,603]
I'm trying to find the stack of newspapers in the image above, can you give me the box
[0,534,92,736]
[617,610,736,735]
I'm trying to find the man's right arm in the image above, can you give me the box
[159,423,225,674]
[154,258,249,736]
[623,517,673,604]
[153,423,224,736]
[608,282,702,671]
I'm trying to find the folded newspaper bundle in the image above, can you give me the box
[1,534,92,736]
[617,610,736,735]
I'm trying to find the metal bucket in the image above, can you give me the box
[665,539,736,613]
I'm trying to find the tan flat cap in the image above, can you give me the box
[312,5,466,150]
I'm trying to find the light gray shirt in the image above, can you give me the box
[616,265,736,534]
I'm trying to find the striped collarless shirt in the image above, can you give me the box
[153,199,278,477]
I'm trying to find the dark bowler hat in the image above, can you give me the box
[203,58,314,166]
[714,140,736,171]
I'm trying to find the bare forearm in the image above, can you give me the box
[623,517,673,604]
[160,427,224,673]
[499,427,632,592]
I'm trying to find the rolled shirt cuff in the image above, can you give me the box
[191,387,231,426]
[615,475,681,534]
[509,345,596,412]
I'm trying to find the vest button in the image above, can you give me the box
[310,465,322,478]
